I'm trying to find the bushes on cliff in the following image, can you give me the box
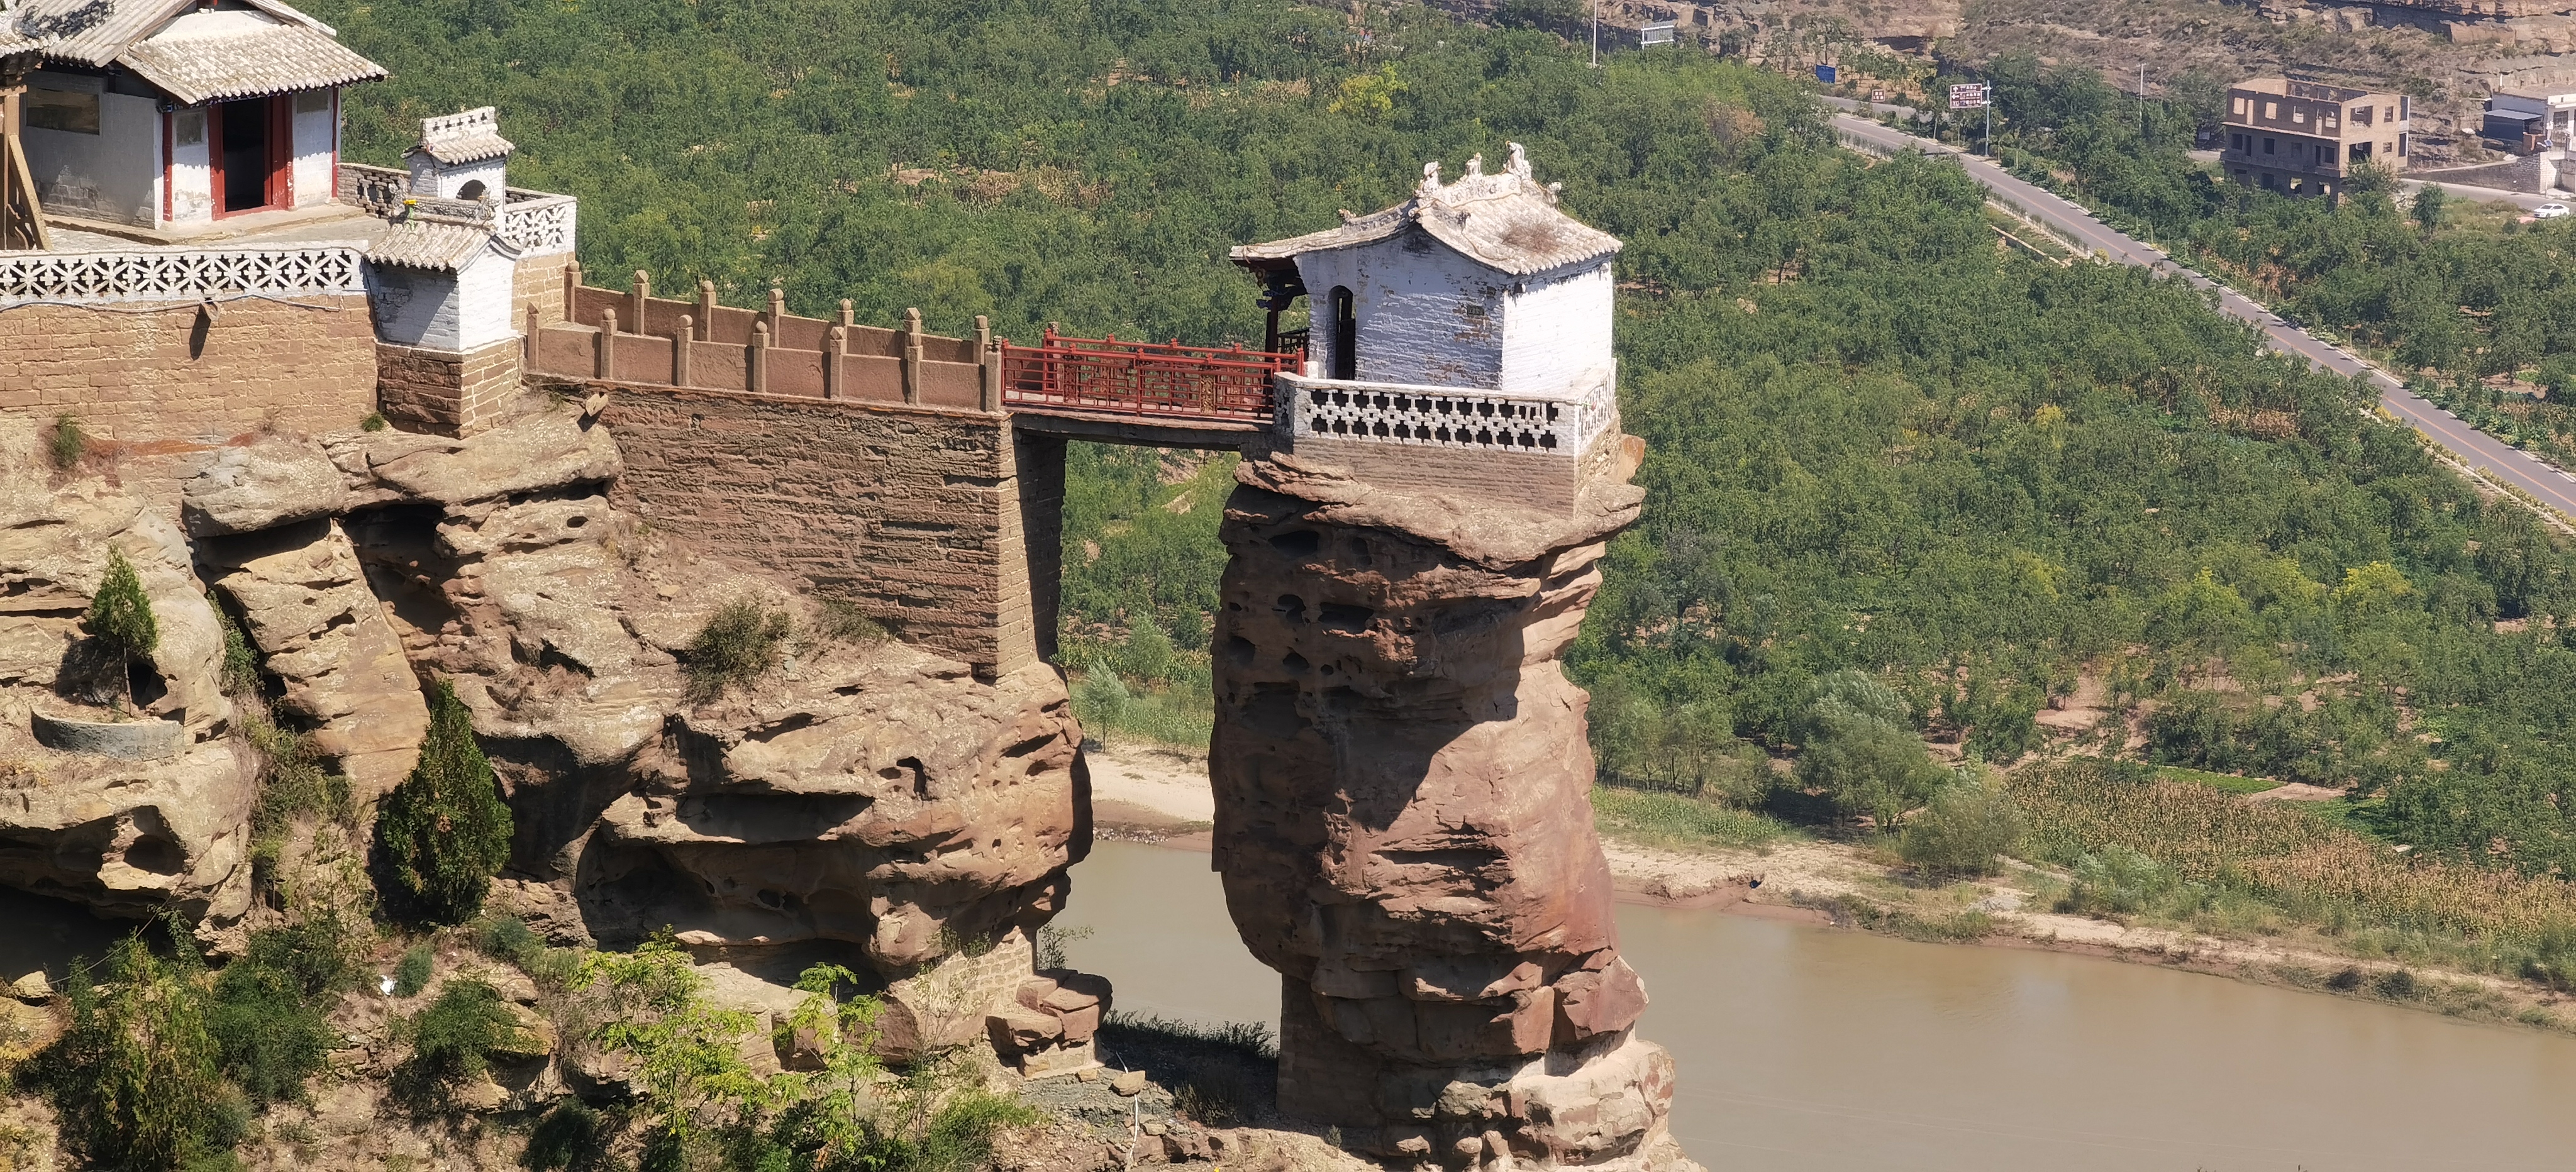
[391,979,525,1112]
[42,936,247,1172]
[684,600,792,702]
[81,548,158,709]
[374,679,514,926]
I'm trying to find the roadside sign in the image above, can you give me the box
[1950,82,1990,109]
[1640,20,1675,45]
[1869,89,1889,103]
[1815,64,1837,83]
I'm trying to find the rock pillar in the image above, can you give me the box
[1208,450,1690,1171]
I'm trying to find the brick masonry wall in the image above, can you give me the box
[587,380,1041,675]
[0,296,377,441]
[378,339,523,437]
[516,255,572,328]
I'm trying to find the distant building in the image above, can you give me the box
[2219,78,2412,202]
[2482,91,2576,154]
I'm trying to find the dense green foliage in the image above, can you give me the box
[392,979,523,1112]
[374,680,514,925]
[303,0,2576,880]
[42,937,243,1172]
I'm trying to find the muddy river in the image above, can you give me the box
[1052,839,2576,1172]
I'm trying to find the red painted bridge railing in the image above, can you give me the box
[999,327,1302,422]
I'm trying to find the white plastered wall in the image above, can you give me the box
[1293,231,1507,389]
[21,71,161,226]
[366,246,518,351]
[407,153,508,202]
[166,106,213,225]
[1496,262,1614,396]
[290,89,338,208]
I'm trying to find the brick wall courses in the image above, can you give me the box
[377,338,523,437]
[584,379,1040,675]
[0,297,377,442]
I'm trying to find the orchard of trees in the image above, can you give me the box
[299,0,2576,875]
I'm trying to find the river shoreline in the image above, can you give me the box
[1084,740,2576,1036]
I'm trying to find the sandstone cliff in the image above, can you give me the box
[1208,451,1692,1172]
[0,409,1086,1022]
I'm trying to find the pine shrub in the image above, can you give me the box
[49,413,86,470]
[82,548,158,707]
[374,680,514,925]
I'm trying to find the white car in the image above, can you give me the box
[2536,202,2571,219]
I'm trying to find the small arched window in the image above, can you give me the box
[1330,285,1357,381]
[456,179,489,201]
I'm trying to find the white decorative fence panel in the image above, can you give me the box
[1279,370,1617,455]
[0,246,367,304]
[499,191,577,255]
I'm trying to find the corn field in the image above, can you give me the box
[2009,760,2576,946]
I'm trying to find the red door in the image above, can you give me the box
[208,95,290,216]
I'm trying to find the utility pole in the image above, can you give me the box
[2140,62,2148,141]
[1984,84,1992,158]
[1591,0,1599,67]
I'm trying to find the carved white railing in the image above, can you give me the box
[0,245,365,304]
[499,189,577,255]
[336,162,492,223]
[1277,370,1617,456]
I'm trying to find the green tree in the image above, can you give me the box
[581,934,773,1159]
[1793,672,1948,830]
[374,680,514,925]
[45,936,245,1172]
[1900,770,2024,878]
[82,548,158,709]
[2412,184,2446,236]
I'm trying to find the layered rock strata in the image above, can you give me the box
[5,407,1091,1038]
[0,422,255,931]
[1208,451,1689,1172]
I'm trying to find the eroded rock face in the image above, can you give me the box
[182,436,347,537]
[202,517,430,802]
[0,422,254,932]
[1209,453,1689,1171]
[328,408,1085,994]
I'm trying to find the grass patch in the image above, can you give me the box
[1804,893,1997,943]
[817,599,892,644]
[1070,668,1211,751]
[1590,787,1796,851]
[1096,1012,1275,1128]
[2156,765,2281,795]
[684,600,791,702]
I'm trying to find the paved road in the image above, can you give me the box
[1824,103,2576,521]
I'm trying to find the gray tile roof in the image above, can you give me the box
[8,0,382,101]
[367,219,504,272]
[410,107,515,165]
[1231,143,1621,278]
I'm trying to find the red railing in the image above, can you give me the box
[1000,327,1301,422]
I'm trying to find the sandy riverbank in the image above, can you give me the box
[1080,739,2576,1032]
